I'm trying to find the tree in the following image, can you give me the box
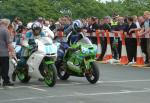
[0,0,148,23]
[0,0,59,23]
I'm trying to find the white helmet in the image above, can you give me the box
[31,22,42,31]
[26,22,33,29]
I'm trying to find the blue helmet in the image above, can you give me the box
[72,20,83,32]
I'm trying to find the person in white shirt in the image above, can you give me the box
[37,17,54,39]
[133,15,141,28]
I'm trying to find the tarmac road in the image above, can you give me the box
[0,62,150,103]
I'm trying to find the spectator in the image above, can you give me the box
[138,16,145,27]
[138,16,149,64]
[0,18,15,86]
[8,24,16,42]
[111,15,119,30]
[133,15,140,28]
[102,16,111,31]
[125,16,137,63]
[99,19,104,30]
[97,16,112,61]
[139,11,150,66]
[115,17,127,31]
[37,17,54,39]
[44,20,50,27]
[12,17,22,31]
[89,16,100,44]
[62,16,72,31]
[90,17,99,32]
[49,19,56,32]
[111,16,126,59]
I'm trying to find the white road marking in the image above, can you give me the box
[58,79,150,86]
[0,86,29,90]
[57,82,82,86]
[98,79,150,83]
[10,79,150,87]
[0,86,47,92]
[27,86,47,92]
[74,92,85,96]
[0,89,150,102]
[120,90,133,92]
[7,86,30,89]
[0,79,150,90]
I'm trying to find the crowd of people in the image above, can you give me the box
[0,10,150,86]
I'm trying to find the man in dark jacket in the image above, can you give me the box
[97,16,112,61]
[125,16,137,63]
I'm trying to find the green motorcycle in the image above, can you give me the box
[56,36,99,84]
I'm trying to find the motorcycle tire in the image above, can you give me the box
[85,62,99,84]
[42,64,57,87]
[56,62,70,80]
[17,65,31,83]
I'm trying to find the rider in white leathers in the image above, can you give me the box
[12,22,47,81]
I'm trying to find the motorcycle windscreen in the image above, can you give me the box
[77,37,92,45]
[35,37,57,54]
[37,37,53,45]
[44,44,57,55]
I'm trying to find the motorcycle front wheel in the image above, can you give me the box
[85,62,100,84]
[41,64,57,87]
[17,65,31,83]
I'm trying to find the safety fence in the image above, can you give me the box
[55,30,150,38]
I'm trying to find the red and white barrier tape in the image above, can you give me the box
[54,31,150,38]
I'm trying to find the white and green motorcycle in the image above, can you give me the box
[12,37,58,87]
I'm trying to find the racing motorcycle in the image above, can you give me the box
[11,37,58,87]
[55,34,100,84]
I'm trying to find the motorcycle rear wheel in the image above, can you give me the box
[56,62,70,80]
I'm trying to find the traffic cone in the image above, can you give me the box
[132,32,144,67]
[102,30,113,63]
[119,32,129,65]
[96,30,101,59]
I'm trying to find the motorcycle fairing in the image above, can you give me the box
[27,51,45,71]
